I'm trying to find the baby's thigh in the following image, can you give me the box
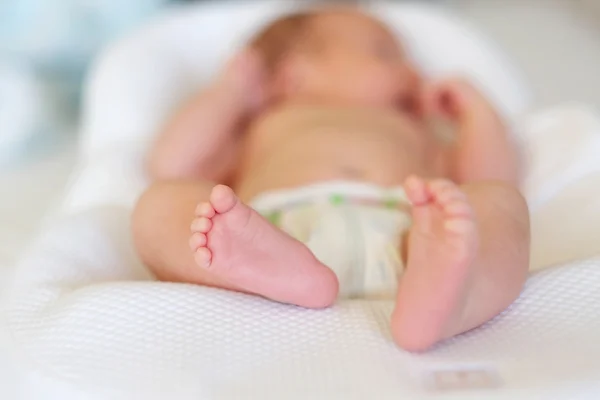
[461,182,530,262]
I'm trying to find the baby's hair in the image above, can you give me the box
[312,0,364,6]
[249,12,315,73]
[249,1,369,72]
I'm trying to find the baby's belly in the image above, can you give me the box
[236,130,434,202]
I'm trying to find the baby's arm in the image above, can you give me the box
[148,50,265,182]
[423,79,521,185]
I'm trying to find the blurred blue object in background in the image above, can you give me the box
[0,60,56,168]
[0,0,173,168]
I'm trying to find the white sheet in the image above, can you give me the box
[0,145,76,265]
[0,143,76,398]
[4,1,600,399]
[5,201,600,400]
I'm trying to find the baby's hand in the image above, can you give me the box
[421,77,493,123]
[219,49,268,114]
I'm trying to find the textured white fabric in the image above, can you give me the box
[6,1,600,399]
[6,207,600,399]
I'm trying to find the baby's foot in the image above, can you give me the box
[392,176,479,351]
[189,185,338,308]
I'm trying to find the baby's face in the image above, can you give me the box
[288,11,422,113]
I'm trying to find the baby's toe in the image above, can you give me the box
[428,179,454,193]
[440,187,467,203]
[210,185,238,214]
[430,181,466,205]
[404,175,429,205]
[443,200,473,218]
[191,217,213,233]
[444,218,476,235]
[195,202,216,218]
[189,232,207,250]
[194,247,213,268]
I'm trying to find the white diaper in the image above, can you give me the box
[251,181,412,300]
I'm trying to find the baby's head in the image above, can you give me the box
[250,7,422,113]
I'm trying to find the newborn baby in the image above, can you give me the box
[133,7,530,351]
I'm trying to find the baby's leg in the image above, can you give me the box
[442,80,521,185]
[391,176,529,352]
[133,181,338,308]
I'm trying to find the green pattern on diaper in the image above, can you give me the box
[383,197,399,209]
[330,194,346,206]
[266,210,282,227]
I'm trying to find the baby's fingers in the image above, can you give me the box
[422,78,473,122]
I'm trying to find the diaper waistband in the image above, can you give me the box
[250,180,410,213]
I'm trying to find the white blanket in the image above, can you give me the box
[3,107,600,400]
